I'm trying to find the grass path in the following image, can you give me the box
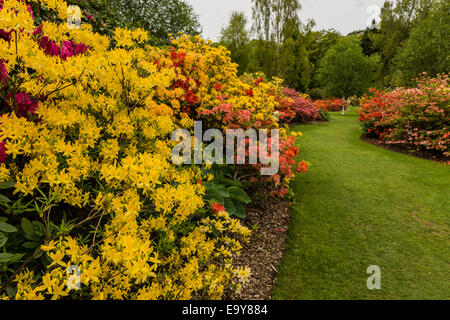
[273,111,450,300]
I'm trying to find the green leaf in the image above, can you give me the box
[23,241,40,249]
[224,198,236,215]
[32,220,46,236]
[216,186,229,197]
[233,202,246,219]
[205,183,230,202]
[21,218,34,235]
[0,232,7,248]
[24,232,41,242]
[221,165,234,178]
[5,286,17,298]
[0,253,14,263]
[0,252,25,264]
[0,194,11,203]
[222,177,243,187]
[0,181,15,189]
[0,222,18,233]
[227,186,251,204]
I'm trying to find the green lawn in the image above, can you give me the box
[273,110,450,300]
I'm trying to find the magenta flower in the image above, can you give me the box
[61,41,74,60]
[0,60,9,85]
[0,141,6,163]
[15,92,39,118]
[74,43,89,55]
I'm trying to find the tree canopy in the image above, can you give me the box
[55,0,202,43]
[316,37,380,97]
[220,11,250,74]
[393,0,450,85]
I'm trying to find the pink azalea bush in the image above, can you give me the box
[283,88,328,122]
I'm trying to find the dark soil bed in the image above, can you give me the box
[362,136,449,165]
[226,194,292,300]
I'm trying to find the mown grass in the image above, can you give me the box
[273,110,450,300]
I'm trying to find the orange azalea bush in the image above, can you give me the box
[315,98,346,112]
[359,74,450,160]
[0,0,307,300]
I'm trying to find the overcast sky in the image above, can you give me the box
[186,0,386,41]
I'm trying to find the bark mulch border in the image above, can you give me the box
[227,194,292,300]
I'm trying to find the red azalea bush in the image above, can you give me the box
[359,74,450,159]
[315,98,345,112]
[283,88,327,122]
[274,94,296,123]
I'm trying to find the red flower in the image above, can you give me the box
[214,83,223,92]
[254,77,264,86]
[279,188,288,197]
[295,161,308,173]
[212,202,226,213]
[170,47,186,68]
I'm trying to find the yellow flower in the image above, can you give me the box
[40,241,57,252]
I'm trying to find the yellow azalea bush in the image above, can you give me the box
[0,0,304,300]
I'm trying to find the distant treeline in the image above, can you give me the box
[219,0,449,98]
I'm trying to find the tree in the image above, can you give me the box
[113,0,202,44]
[316,37,380,98]
[246,39,277,77]
[394,0,450,85]
[373,0,436,84]
[306,29,341,89]
[280,20,311,91]
[251,0,301,75]
[29,0,120,37]
[360,21,381,57]
[44,0,202,43]
[220,12,250,74]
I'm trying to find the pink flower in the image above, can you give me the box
[33,25,43,37]
[74,43,89,55]
[0,60,8,85]
[237,110,251,123]
[61,41,74,60]
[0,29,12,42]
[0,141,6,163]
[15,92,39,118]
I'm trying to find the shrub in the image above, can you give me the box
[283,88,328,122]
[316,37,380,98]
[359,74,450,159]
[308,88,324,101]
[315,98,346,112]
